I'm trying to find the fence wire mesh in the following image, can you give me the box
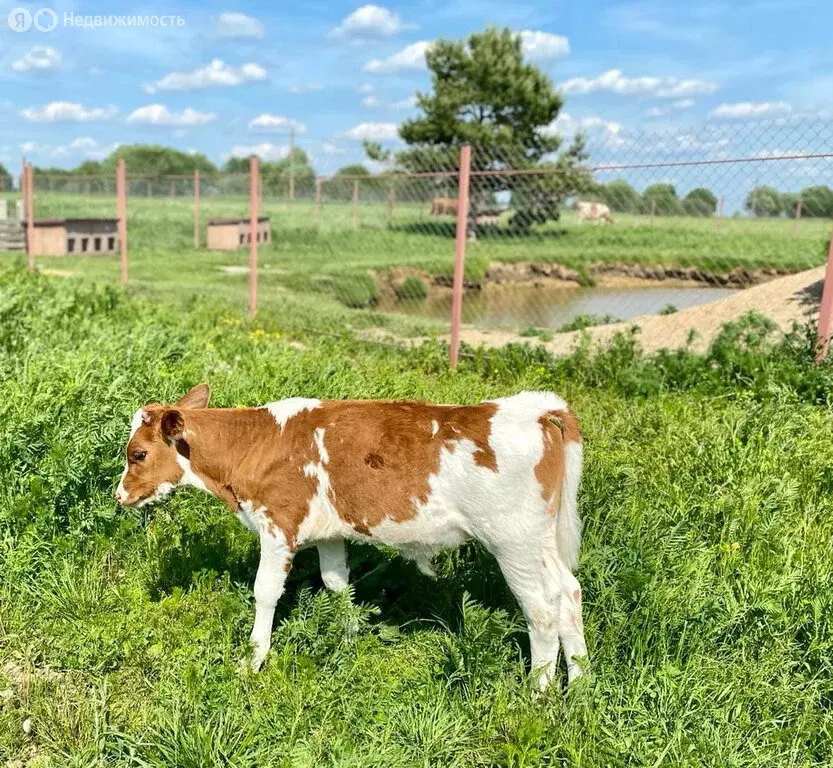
[4,118,833,346]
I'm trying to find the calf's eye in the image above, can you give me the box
[131,450,147,462]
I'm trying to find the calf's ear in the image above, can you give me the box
[177,383,211,409]
[160,409,185,445]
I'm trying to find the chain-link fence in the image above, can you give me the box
[5,118,833,359]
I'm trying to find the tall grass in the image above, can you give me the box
[0,269,831,766]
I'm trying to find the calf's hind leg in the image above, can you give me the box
[493,547,561,690]
[317,540,350,592]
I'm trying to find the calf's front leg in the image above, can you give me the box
[249,530,292,671]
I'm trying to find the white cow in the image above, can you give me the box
[576,201,614,225]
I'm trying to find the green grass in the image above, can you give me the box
[1,192,829,336]
[1,269,832,765]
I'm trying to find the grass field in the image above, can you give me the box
[1,191,829,335]
[1,268,832,766]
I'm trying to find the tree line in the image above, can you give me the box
[587,180,833,219]
[744,185,833,218]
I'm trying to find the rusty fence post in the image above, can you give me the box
[815,230,833,361]
[249,155,259,318]
[650,197,656,227]
[387,183,396,226]
[449,144,472,369]
[193,169,200,248]
[793,198,803,235]
[352,180,359,230]
[116,159,128,285]
[26,164,34,273]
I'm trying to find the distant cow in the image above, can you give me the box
[431,197,458,216]
[115,385,587,690]
[576,201,614,225]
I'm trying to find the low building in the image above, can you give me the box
[206,216,271,250]
[23,218,120,256]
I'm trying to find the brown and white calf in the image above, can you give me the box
[115,384,587,688]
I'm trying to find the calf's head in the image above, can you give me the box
[115,383,211,507]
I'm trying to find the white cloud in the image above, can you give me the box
[226,143,291,161]
[20,101,118,122]
[288,83,323,93]
[22,137,118,160]
[358,83,375,94]
[248,114,307,133]
[544,112,622,136]
[11,46,61,73]
[646,99,696,118]
[519,31,570,60]
[142,59,267,93]
[323,142,346,154]
[709,101,791,119]
[343,122,399,140]
[329,5,411,41]
[127,104,217,126]
[363,41,430,73]
[51,137,119,160]
[656,80,717,98]
[391,96,417,109]
[215,12,265,39]
[560,69,717,99]
[362,95,380,107]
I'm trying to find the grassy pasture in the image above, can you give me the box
[0,269,832,765]
[1,191,829,333]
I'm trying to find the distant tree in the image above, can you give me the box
[362,141,391,164]
[103,144,217,175]
[601,179,641,213]
[381,26,589,234]
[682,187,717,217]
[222,148,316,197]
[334,163,370,176]
[222,156,250,174]
[0,162,9,191]
[76,160,103,175]
[800,185,833,218]
[745,185,782,217]
[643,183,681,216]
[262,148,316,197]
[781,192,800,218]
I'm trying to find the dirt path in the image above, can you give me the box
[453,266,825,355]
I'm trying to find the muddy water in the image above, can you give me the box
[381,281,736,329]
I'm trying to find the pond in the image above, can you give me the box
[381,281,736,330]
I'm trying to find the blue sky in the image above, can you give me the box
[0,0,831,191]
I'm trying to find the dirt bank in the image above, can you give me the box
[379,260,791,298]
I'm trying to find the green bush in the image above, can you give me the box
[332,275,380,308]
[558,313,619,332]
[395,276,428,300]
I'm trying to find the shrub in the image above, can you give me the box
[333,275,380,308]
[395,276,428,301]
